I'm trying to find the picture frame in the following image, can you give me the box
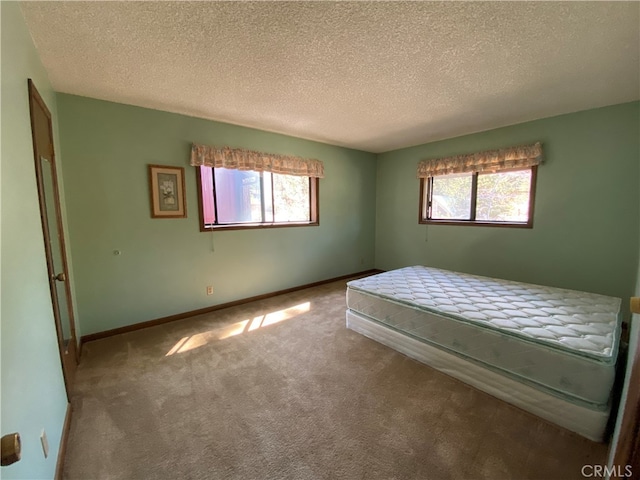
[148,164,187,218]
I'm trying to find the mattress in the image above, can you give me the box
[346,266,622,409]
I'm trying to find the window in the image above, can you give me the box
[420,167,537,227]
[417,142,542,228]
[197,166,319,230]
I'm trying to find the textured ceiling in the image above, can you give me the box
[21,1,640,153]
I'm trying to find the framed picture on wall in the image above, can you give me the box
[148,164,187,218]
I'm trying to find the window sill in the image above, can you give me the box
[420,219,533,229]
[201,221,319,232]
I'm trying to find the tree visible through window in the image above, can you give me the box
[477,170,532,222]
[197,167,318,230]
[421,167,537,227]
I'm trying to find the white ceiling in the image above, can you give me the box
[21,1,640,153]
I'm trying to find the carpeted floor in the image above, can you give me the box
[64,277,607,479]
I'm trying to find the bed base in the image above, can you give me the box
[346,309,610,442]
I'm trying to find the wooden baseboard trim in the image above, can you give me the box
[80,269,383,345]
[54,403,72,480]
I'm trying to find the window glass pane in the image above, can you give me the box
[273,174,310,222]
[430,173,472,220]
[214,168,262,223]
[204,168,315,228]
[476,170,531,222]
[199,167,216,224]
[263,171,274,223]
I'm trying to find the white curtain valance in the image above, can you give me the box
[190,143,325,178]
[417,142,543,178]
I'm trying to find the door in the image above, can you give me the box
[610,314,640,478]
[27,79,78,398]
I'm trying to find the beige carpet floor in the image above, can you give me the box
[64,277,607,479]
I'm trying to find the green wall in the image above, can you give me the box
[1,2,70,478]
[376,102,640,310]
[56,94,377,336]
[57,95,638,335]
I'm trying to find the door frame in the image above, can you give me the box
[610,318,640,478]
[27,79,79,399]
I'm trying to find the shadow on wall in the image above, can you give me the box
[427,226,630,308]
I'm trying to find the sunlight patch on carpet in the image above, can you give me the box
[165,302,311,356]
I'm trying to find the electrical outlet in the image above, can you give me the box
[206,286,214,295]
[40,430,49,459]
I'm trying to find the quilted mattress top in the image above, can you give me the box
[347,266,622,361]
